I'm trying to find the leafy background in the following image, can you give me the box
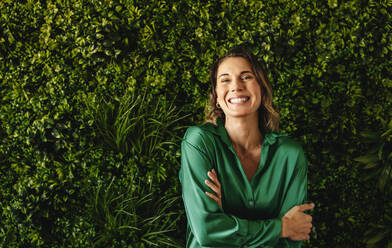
[1,0,391,247]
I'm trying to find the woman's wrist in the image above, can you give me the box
[280,217,289,238]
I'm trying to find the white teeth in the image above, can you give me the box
[230,97,249,103]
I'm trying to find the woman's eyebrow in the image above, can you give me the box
[218,73,229,78]
[240,70,253,75]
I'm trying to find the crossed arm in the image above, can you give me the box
[205,169,314,241]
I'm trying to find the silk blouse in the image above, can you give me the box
[179,117,308,248]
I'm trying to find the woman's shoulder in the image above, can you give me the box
[181,122,223,160]
[268,132,305,153]
[184,122,216,136]
[270,132,307,169]
[182,122,220,147]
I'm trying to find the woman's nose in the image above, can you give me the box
[230,78,244,92]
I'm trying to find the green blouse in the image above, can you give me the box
[179,118,308,248]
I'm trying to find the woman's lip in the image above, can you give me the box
[228,96,250,100]
[228,96,250,103]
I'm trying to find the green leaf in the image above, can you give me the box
[359,131,380,142]
[388,238,392,248]
[363,162,378,169]
[354,154,379,164]
[381,128,392,138]
[366,231,387,244]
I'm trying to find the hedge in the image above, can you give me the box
[1,0,391,247]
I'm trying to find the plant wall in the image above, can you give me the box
[1,0,391,247]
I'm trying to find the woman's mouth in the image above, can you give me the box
[228,96,250,104]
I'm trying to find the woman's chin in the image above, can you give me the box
[223,110,259,119]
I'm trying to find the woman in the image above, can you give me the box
[179,48,314,248]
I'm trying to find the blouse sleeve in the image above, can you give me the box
[276,143,308,248]
[179,127,282,247]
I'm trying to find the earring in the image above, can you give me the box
[216,103,221,109]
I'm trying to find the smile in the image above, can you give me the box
[228,96,250,104]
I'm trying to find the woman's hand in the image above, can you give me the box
[205,169,222,207]
[280,203,315,240]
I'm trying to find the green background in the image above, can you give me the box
[1,0,392,247]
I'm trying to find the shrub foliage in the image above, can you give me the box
[1,0,391,247]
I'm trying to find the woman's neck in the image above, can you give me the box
[224,114,263,152]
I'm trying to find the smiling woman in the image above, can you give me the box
[206,48,279,134]
[179,47,314,248]
[216,57,262,119]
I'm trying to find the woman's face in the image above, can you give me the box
[216,57,262,119]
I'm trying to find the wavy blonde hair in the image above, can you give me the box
[205,47,280,133]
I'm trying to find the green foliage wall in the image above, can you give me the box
[1,0,391,247]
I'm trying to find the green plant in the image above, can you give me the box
[84,88,188,247]
[363,201,392,248]
[87,88,189,185]
[355,119,392,191]
[89,176,182,248]
[89,89,184,158]
[355,119,392,247]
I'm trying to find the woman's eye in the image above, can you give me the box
[221,79,230,83]
[241,76,252,80]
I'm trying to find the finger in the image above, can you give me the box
[297,235,310,240]
[298,225,311,234]
[205,179,219,194]
[294,234,310,241]
[298,203,315,212]
[206,191,220,203]
[297,212,313,221]
[292,236,305,241]
[207,171,217,182]
[208,171,221,187]
[212,169,218,177]
[300,224,312,234]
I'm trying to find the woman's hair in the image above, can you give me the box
[205,47,280,133]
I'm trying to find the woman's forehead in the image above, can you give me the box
[217,57,252,76]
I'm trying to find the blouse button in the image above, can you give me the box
[248,201,254,206]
